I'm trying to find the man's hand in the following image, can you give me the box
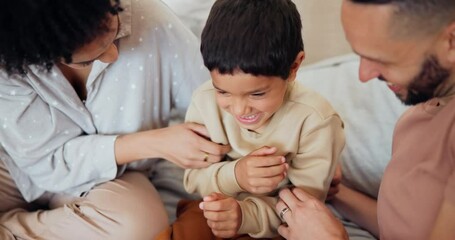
[235,146,288,194]
[326,163,342,202]
[276,188,348,240]
[199,192,242,238]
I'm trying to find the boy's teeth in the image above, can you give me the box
[243,114,256,119]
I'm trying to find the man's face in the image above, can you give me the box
[392,55,450,105]
[341,0,451,105]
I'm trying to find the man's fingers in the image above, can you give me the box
[327,186,340,196]
[331,177,341,186]
[277,225,290,239]
[278,188,300,210]
[276,199,287,214]
[291,187,314,202]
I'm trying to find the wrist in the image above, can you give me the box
[234,160,245,190]
[114,131,154,165]
[219,160,244,195]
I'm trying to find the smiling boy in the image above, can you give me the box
[169,0,345,239]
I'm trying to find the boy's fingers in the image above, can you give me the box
[249,146,277,156]
[204,210,230,222]
[202,198,233,211]
[248,156,286,168]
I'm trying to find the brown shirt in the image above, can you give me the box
[378,96,455,240]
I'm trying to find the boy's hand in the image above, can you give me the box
[235,146,288,194]
[199,192,242,238]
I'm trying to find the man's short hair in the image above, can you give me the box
[201,0,303,79]
[350,0,455,37]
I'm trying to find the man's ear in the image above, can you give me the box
[445,22,455,64]
[288,51,305,82]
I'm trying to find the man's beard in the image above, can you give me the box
[381,56,451,106]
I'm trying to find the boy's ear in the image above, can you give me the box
[288,51,305,81]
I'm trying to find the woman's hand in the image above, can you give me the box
[115,122,231,168]
[276,188,348,240]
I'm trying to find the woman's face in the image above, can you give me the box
[63,14,120,69]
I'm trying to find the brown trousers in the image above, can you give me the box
[0,160,168,240]
[155,200,284,240]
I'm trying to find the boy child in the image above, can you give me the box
[158,0,345,239]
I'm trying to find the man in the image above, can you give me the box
[276,0,455,239]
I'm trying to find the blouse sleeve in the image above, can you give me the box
[0,75,117,198]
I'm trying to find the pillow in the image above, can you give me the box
[297,54,408,198]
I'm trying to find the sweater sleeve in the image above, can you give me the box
[183,96,244,196]
[289,114,345,201]
[236,194,280,238]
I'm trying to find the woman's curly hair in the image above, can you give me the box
[0,0,122,75]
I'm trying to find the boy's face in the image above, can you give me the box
[211,69,290,132]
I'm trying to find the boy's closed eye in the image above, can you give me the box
[250,92,266,97]
[216,90,230,96]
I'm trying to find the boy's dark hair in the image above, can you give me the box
[0,0,122,75]
[201,0,303,80]
[350,0,455,37]
[351,0,391,3]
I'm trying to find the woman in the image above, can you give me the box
[0,0,229,239]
